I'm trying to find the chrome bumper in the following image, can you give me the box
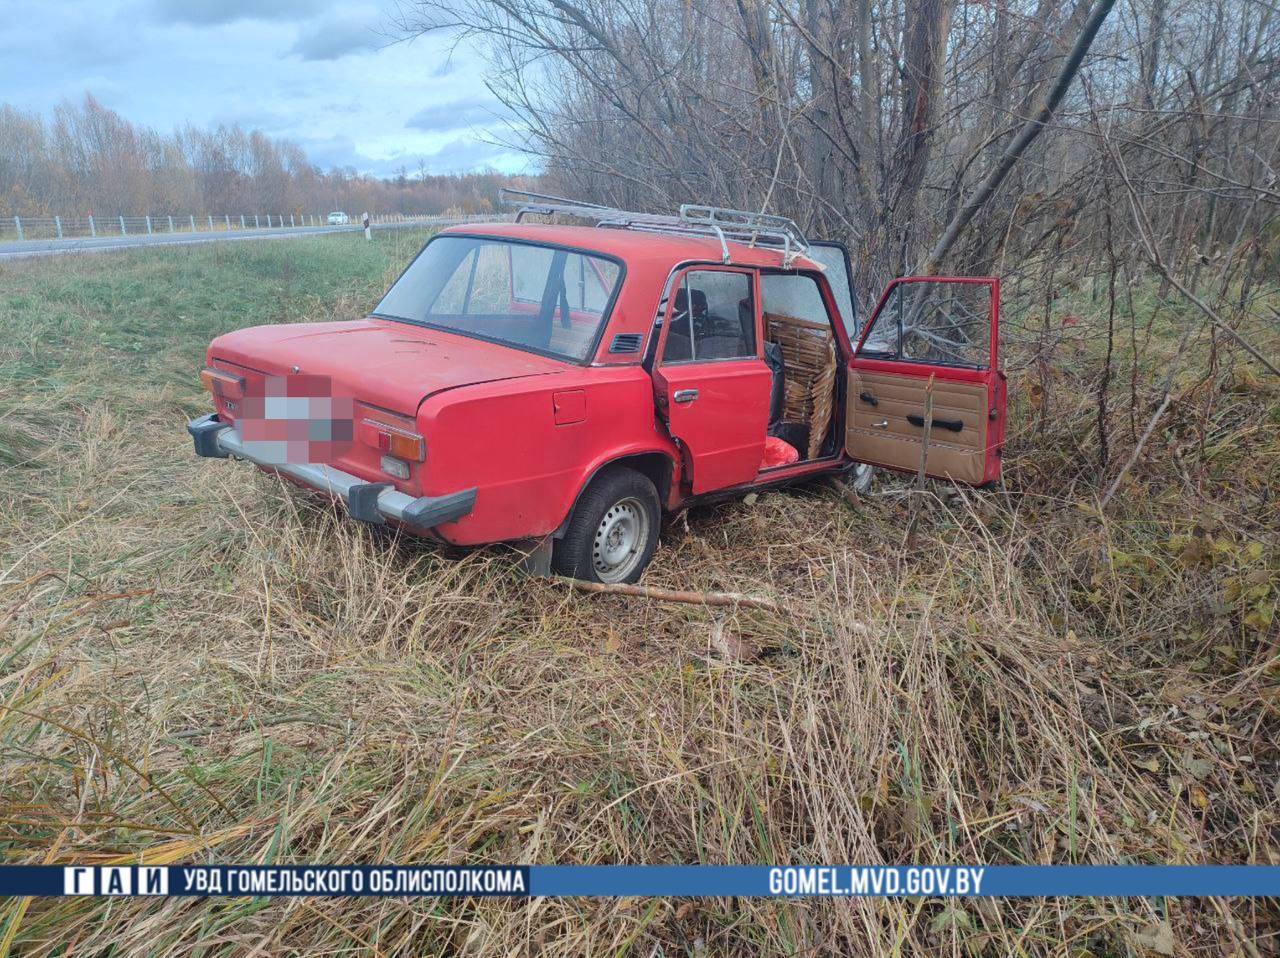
[187,413,475,531]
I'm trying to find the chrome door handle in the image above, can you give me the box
[871,419,889,429]
[673,388,699,404]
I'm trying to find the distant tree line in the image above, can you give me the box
[0,93,534,218]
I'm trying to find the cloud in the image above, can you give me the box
[290,15,382,60]
[3,0,530,181]
[407,98,513,133]
[417,136,521,174]
[0,4,135,69]
[295,132,523,177]
[294,134,380,172]
[151,0,328,26]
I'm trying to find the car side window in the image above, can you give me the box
[760,273,830,326]
[860,281,991,367]
[579,256,620,312]
[662,269,756,363]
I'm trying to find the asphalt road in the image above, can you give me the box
[0,219,465,261]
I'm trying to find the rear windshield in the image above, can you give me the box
[374,236,623,362]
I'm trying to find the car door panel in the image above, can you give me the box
[655,360,771,493]
[847,366,989,484]
[651,266,770,494]
[845,277,1003,485]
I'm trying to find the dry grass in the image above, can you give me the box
[1,236,1277,955]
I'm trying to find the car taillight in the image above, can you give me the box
[364,420,425,462]
[200,367,245,399]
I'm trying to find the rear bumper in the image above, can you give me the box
[187,413,476,531]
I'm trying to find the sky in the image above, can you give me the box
[0,0,528,176]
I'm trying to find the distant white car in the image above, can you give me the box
[327,212,350,225]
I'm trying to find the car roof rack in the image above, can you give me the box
[499,188,809,267]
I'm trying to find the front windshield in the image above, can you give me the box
[374,236,623,362]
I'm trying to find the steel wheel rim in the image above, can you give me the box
[593,496,648,582]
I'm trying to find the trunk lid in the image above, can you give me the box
[206,317,567,489]
[210,317,567,414]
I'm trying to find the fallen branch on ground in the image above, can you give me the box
[564,578,791,615]
[824,475,863,510]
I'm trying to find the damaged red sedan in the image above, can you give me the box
[189,192,1006,582]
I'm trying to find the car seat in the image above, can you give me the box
[664,287,705,361]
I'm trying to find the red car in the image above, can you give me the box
[189,193,1005,583]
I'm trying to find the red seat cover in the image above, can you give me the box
[760,435,799,469]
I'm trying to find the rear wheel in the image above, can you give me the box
[553,468,661,583]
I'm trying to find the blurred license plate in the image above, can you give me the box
[237,375,354,464]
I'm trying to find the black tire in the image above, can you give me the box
[553,467,661,583]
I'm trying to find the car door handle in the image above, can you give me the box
[871,419,889,429]
[673,388,699,404]
[907,413,964,432]
[859,391,879,406]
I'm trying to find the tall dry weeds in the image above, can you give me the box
[1,239,1277,955]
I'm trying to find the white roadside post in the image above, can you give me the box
[225,214,230,230]
[363,211,371,241]
[119,215,127,235]
[254,215,259,228]
[290,214,295,227]
[189,215,195,231]
[266,214,271,228]
[146,215,152,235]
[207,215,213,230]
[13,216,22,241]
[55,215,62,239]
[168,216,174,232]
[240,215,245,229]
[89,215,96,237]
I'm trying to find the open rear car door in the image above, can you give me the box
[845,277,1005,486]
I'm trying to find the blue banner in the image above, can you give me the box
[0,864,1276,898]
[531,865,1280,897]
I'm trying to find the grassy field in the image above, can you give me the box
[1,233,1277,956]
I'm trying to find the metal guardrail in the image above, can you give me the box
[0,212,496,243]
